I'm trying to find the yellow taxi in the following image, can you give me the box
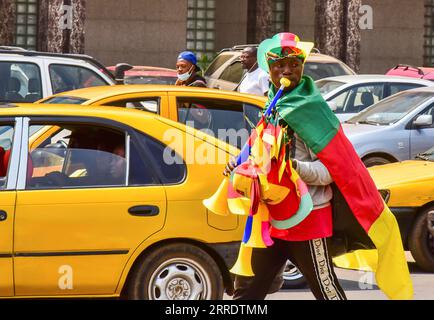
[0,103,244,299]
[38,85,267,149]
[368,148,434,272]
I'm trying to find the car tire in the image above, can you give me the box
[127,243,224,300]
[408,207,434,272]
[282,260,308,289]
[362,156,391,168]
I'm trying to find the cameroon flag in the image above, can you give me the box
[271,75,413,300]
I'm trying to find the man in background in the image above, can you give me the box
[237,47,269,96]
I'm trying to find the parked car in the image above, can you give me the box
[386,64,434,81]
[204,45,356,91]
[316,75,433,122]
[0,102,246,299]
[38,85,268,149]
[369,146,434,272]
[39,85,314,289]
[106,65,177,85]
[343,86,434,167]
[0,47,116,103]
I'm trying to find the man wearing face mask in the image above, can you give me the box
[175,51,207,87]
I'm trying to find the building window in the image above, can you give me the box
[186,0,216,59]
[14,0,38,50]
[424,0,434,66]
[273,0,288,33]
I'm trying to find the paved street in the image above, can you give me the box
[225,252,434,300]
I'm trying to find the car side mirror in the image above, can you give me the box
[414,114,433,127]
[328,101,338,112]
[114,63,133,84]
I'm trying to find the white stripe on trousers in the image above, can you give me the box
[308,238,344,300]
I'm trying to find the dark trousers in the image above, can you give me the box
[233,237,347,300]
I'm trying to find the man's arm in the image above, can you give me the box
[292,158,333,186]
[259,70,270,96]
[292,137,333,186]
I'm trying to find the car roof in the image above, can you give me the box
[216,50,345,63]
[41,84,268,103]
[0,49,115,82]
[317,74,434,85]
[106,66,177,77]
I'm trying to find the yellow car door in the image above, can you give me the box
[13,117,167,297]
[0,119,22,297]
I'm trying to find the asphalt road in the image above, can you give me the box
[224,252,434,300]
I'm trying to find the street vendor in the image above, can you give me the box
[225,32,346,300]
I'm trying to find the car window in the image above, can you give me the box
[101,98,160,113]
[0,62,42,103]
[330,84,384,114]
[27,124,128,189]
[177,97,257,148]
[389,83,425,96]
[219,61,244,83]
[42,96,88,104]
[348,91,434,125]
[204,54,233,77]
[0,123,14,189]
[244,103,262,129]
[304,62,352,80]
[49,64,108,94]
[133,131,186,185]
[315,80,346,95]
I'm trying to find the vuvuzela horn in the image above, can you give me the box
[203,77,291,216]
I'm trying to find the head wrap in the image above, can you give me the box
[177,51,197,65]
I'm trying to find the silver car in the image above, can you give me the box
[343,87,434,167]
[316,75,433,122]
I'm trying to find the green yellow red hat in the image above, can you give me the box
[258,33,314,72]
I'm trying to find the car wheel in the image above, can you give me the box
[362,156,391,168]
[282,260,308,289]
[408,207,434,272]
[127,243,224,300]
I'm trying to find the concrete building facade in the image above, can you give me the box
[2,0,429,74]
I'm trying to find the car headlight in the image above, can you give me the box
[378,189,390,204]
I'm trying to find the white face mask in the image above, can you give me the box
[177,65,194,81]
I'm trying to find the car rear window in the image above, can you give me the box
[42,96,88,104]
[304,62,353,80]
[315,79,346,95]
[204,54,234,77]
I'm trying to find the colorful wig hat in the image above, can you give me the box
[258,33,314,72]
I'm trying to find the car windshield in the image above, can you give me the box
[42,96,88,104]
[415,146,434,161]
[304,62,353,80]
[346,91,434,125]
[315,79,346,95]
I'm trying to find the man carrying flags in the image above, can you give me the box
[222,33,413,300]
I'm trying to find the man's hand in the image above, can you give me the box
[223,157,238,176]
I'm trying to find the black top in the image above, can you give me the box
[187,73,207,87]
